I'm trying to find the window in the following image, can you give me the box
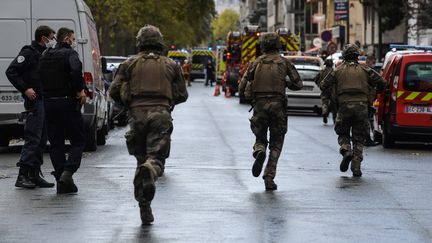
[403,62,432,92]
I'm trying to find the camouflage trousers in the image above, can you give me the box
[321,91,336,118]
[125,106,173,204]
[250,98,287,179]
[334,102,369,163]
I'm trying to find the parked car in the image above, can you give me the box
[0,0,109,151]
[373,47,432,147]
[101,56,128,127]
[283,55,324,68]
[285,65,322,115]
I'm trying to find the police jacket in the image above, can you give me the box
[39,42,83,98]
[6,41,46,95]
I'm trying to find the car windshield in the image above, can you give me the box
[297,69,319,81]
[404,63,432,92]
[192,55,212,64]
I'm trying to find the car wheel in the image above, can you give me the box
[84,120,97,152]
[97,124,107,146]
[0,138,9,147]
[382,125,395,148]
[373,130,382,143]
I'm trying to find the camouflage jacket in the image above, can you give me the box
[109,51,188,108]
[239,52,303,97]
[320,61,386,103]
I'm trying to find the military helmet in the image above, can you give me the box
[260,32,280,51]
[342,44,360,59]
[136,25,165,49]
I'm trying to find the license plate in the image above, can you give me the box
[302,86,314,91]
[0,92,23,103]
[406,106,432,114]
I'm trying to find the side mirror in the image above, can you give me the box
[101,57,108,73]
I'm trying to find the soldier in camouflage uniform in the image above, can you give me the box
[320,44,385,177]
[239,32,303,191]
[109,25,188,225]
[314,59,335,124]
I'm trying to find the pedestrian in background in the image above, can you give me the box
[109,25,188,225]
[239,32,303,191]
[315,59,336,124]
[321,45,386,177]
[205,60,215,87]
[6,26,56,189]
[39,27,86,193]
[182,59,192,87]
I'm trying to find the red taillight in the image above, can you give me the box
[83,72,93,98]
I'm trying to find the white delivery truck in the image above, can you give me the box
[0,0,109,151]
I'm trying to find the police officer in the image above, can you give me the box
[109,25,188,225]
[314,59,335,124]
[6,26,56,189]
[239,32,303,191]
[321,44,386,177]
[39,27,86,193]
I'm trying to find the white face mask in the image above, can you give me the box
[45,39,57,48]
[71,41,77,49]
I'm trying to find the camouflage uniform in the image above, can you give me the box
[314,63,336,123]
[321,44,385,177]
[109,25,188,225]
[239,32,303,190]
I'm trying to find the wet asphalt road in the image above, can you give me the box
[0,83,432,243]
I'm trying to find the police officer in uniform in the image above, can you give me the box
[109,25,188,225]
[39,27,86,193]
[321,44,385,177]
[315,59,336,124]
[6,26,56,189]
[239,32,303,191]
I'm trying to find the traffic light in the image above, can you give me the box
[170,44,176,50]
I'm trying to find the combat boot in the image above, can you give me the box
[264,177,277,191]
[140,162,157,201]
[29,168,54,188]
[57,171,78,194]
[15,167,36,189]
[351,160,363,177]
[340,150,353,172]
[323,116,328,124]
[140,202,154,225]
[252,150,266,177]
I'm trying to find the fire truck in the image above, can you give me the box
[222,31,242,95]
[277,28,301,53]
[238,25,261,103]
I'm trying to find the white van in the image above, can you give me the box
[0,0,109,151]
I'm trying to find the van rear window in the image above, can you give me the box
[404,63,432,92]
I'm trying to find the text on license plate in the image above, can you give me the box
[0,92,23,103]
[405,106,432,114]
[302,86,314,91]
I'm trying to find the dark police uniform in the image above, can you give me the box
[39,42,85,182]
[6,41,49,186]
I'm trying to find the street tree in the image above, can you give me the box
[212,9,240,43]
[85,0,215,55]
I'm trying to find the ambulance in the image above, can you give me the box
[373,45,432,147]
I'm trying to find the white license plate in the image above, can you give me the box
[406,106,432,114]
[302,86,314,91]
[0,92,23,103]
